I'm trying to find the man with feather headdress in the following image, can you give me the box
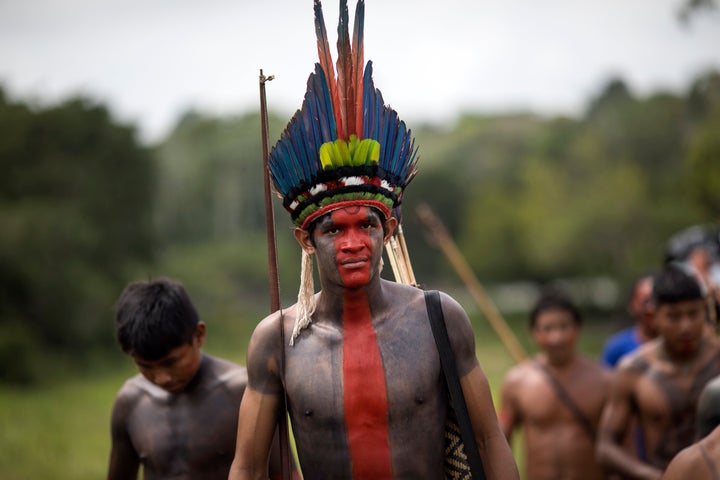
[229,1,517,479]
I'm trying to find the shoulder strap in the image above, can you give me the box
[699,443,720,480]
[424,290,486,480]
[534,361,596,440]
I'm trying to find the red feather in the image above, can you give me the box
[314,0,344,138]
[352,0,365,138]
[336,0,353,139]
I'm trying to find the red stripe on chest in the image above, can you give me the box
[342,290,393,479]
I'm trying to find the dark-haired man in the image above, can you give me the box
[229,1,518,478]
[107,277,286,480]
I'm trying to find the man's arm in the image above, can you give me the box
[441,292,520,480]
[497,367,521,444]
[595,361,663,479]
[462,366,521,480]
[107,394,140,480]
[229,313,284,480]
[229,388,281,480]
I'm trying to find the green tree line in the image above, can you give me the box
[1,70,718,384]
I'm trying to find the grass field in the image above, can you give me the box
[0,309,616,479]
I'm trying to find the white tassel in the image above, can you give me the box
[290,249,316,345]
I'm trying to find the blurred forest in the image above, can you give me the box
[1,69,719,385]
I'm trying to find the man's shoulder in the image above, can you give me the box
[248,308,286,347]
[663,441,707,479]
[616,339,656,372]
[502,360,541,386]
[114,374,169,409]
[384,280,427,304]
[205,355,248,392]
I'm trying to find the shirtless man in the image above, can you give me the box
[230,203,517,478]
[229,1,517,478]
[663,374,720,479]
[499,290,611,480]
[107,277,285,480]
[596,264,720,478]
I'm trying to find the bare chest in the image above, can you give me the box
[127,388,239,477]
[285,322,442,421]
[515,369,605,429]
[283,319,446,476]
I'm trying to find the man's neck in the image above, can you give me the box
[316,276,386,320]
[660,337,704,371]
[541,351,577,371]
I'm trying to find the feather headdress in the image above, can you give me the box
[269,0,419,229]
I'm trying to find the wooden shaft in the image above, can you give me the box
[259,69,291,480]
[259,69,281,313]
[395,225,417,285]
[385,242,403,283]
[416,203,528,364]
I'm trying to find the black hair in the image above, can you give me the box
[652,263,704,306]
[529,289,582,329]
[114,277,199,360]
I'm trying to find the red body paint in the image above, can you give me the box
[342,292,393,479]
[331,208,393,478]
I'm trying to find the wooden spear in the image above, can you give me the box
[416,202,528,364]
[259,68,291,480]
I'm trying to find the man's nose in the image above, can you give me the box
[548,329,567,344]
[153,369,173,387]
[339,229,365,249]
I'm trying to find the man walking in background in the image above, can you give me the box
[499,290,611,480]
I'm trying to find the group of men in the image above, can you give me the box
[106,231,720,480]
[108,1,518,479]
[104,1,720,479]
[499,225,720,480]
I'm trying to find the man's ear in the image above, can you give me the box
[384,215,398,243]
[194,322,207,348]
[294,228,315,254]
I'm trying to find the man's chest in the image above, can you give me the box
[127,392,239,472]
[284,323,442,423]
[516,371,604,427]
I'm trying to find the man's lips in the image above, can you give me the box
[339,257,369,268]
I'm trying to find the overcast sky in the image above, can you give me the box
[1,0,719,144]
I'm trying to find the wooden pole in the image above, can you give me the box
[416,203,528,364]
[259,69,291,480]
[259,69,281,312]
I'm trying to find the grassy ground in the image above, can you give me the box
[0,309,616,479]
